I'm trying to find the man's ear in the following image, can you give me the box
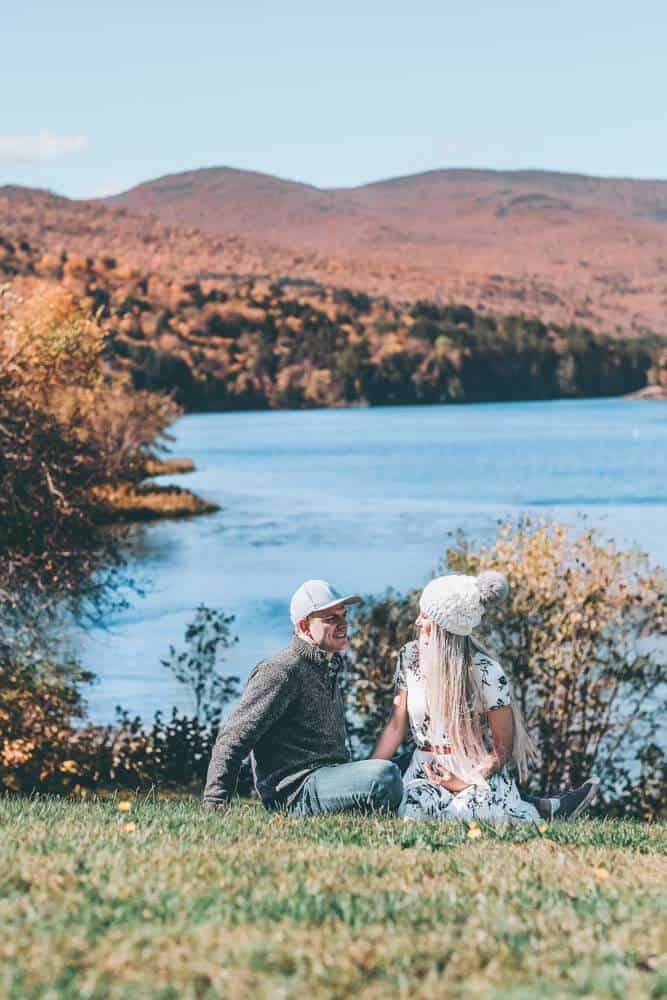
[297,617,311,639]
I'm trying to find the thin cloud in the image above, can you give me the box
[0,131,90,163]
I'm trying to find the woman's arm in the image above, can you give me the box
[487,706,514,773]
[370,690,409,760]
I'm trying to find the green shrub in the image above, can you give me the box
[161,604,239,727]
[0,606,241,795]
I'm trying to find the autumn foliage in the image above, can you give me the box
[0,235,658,412]
[0,280,187,792]
[0,281,180,605]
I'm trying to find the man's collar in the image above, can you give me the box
[292,635,329,664]
[292,636,344,674]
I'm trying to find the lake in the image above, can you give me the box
[82,398,667,722]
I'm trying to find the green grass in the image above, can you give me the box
[1,796,666,999]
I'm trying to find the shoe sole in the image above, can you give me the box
[568,776,601,820]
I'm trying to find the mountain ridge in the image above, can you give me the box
[2,163,667,336]
[106,163,667,196]
[102,164,667,336]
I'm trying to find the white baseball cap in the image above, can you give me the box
[290,580,362,626]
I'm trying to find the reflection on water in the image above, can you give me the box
[81,398,667,722]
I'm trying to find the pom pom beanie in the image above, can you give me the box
[419,570,508,636]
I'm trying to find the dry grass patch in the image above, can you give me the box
[142,457,196,477]
[93,482,219,522]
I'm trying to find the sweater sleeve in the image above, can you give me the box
[202,659,300,806]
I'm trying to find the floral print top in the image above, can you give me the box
[394,640,512,751]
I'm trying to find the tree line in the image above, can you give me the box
[0,236,659,410]
[119,288,657,411]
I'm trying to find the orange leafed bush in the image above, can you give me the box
[0,278,183,657]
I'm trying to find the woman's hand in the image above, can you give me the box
[423,761,471,793]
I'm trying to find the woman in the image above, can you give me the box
[372,571,598,822]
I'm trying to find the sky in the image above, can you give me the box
[2,0,666,199]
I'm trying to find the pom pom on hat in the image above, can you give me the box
[476,570,509,606]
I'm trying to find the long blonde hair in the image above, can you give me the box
[420,625,537,783]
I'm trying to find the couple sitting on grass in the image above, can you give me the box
[204,574,599,822]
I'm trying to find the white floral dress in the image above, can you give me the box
[396,641,539,823]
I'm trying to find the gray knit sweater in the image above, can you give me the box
[203,637,350,808]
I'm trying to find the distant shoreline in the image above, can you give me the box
[623,385,667,401]
[175,389,667,419]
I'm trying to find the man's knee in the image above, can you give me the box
[367,760,403,811]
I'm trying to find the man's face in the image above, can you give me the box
[300,604,349,653]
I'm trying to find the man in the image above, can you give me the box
[203,580,403,814]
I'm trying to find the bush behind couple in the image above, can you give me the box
[204,576,599,822]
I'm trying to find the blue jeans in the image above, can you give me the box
[290,759,403,816]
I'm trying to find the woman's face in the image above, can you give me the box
[415,611,434,646]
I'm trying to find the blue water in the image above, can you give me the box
[82,398,667,722]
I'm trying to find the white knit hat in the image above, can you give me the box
[419,571,508,636]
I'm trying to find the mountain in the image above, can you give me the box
[0,184,296,280]
[106,165,667,245]
[102,166,667,336]
[2,165,667,336]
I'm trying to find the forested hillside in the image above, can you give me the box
[0,233,656,411]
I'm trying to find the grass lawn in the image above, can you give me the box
[1,796,666,999]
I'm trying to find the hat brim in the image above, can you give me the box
[307,594,362,617]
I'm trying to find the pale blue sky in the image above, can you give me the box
[2,0,665,198]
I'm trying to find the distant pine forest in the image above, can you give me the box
[2,237,660,410]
